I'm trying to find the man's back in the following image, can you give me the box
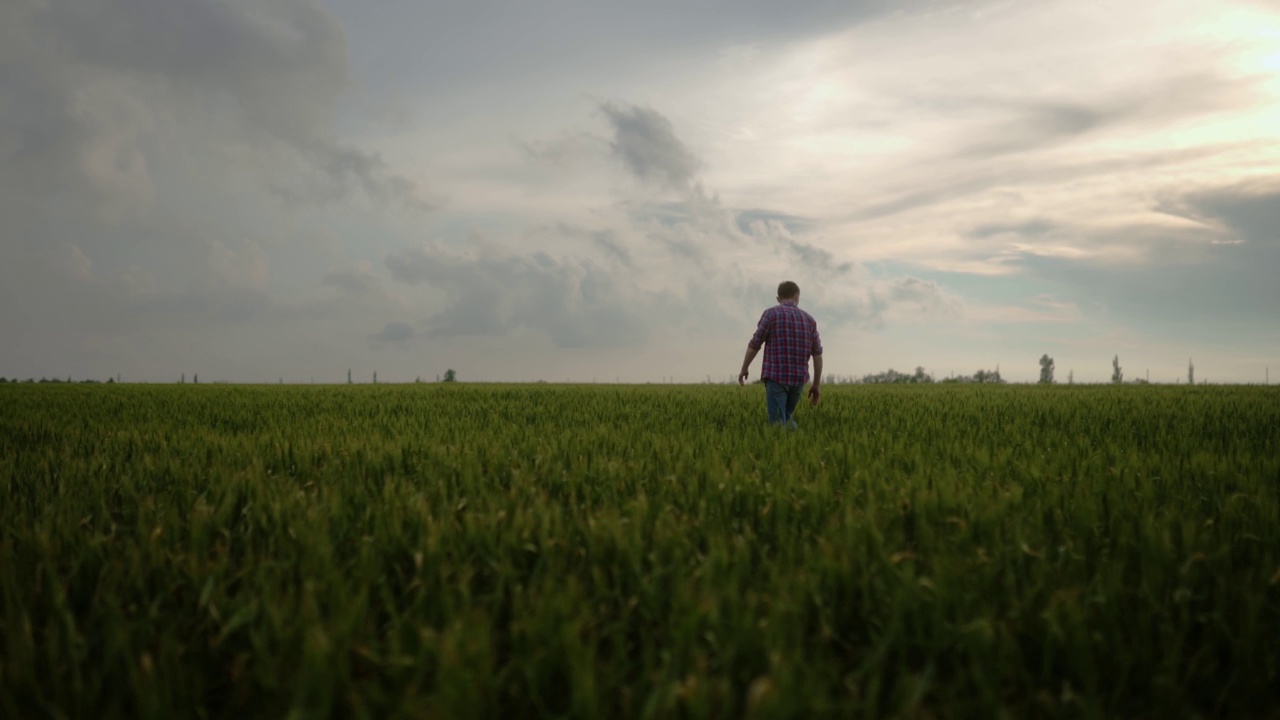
[748,300,822,386]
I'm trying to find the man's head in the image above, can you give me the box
[777,281,800,303]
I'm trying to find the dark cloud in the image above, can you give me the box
[1158,184,1280,246]
[619,188,862,282]
[36,0,346,136]
[322,262,379,295]
[589,231,634,267]
[957,101,1129,158]
[329,0,910,103]
[0,0,424,212]
[1008,183,1280,339]
[0,0,395,382]
[951,74,1253,159]
[734,209,816,236]
[599,102,701,191]
[519,132,606,167]
[786,241,853,275]
[384,245,652,349]
[549,224,634,267]
[272,139,428,210]
[370,321,415,348]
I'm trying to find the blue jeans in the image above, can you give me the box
[765,380,802,429]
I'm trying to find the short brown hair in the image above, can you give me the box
[777,281,800,299]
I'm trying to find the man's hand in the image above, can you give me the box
[810,353,823,406]
[738,346,759,386]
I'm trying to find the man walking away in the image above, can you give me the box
[738,281,823,429]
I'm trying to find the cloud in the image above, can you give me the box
[322,261,379,295]
[384,243,654,349]
[550,224,634,267]
[733,209,816,236]
[8,0,1275,383]
[1158,183,1280,246]
[589,230,634,268]
[950,74,1254,159]
[370,321,415,348]
[0,0,425,214]
[1009,179,1280,337]
[520,132,606,167]
[599,102,702,191]
[887,276,951,309]
[269,139,430,210]
[787,240,853,275]
[967,220,1057,240]
[0,0,438,381]
[209,239,270,293]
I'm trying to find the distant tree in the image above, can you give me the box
[1111,355,1123,384]
[194,374,199,384]
[859,367,934,384]
[1038,354,1055,384]
[415,376,422,384]
[934,367,1004,384]
[1188,358,1194,385]
[373,371,378,384]
[969,364,1005,384]
[348,368,353,385]
[181,373,185,384]
[443,369,457,382]
[1068,369,1074,385]
[107,377,114,384]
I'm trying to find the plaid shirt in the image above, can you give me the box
[748,300,823,386]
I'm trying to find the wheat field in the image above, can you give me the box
[2,383,1278,718]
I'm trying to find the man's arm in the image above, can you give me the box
[808,353,823,405]
[738,346,759,385]
[740,310,771,385]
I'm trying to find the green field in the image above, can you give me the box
[2,383,1278,719]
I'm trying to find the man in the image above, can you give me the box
[738,281,823,428]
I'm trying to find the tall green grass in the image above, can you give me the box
[2,384,1278,718]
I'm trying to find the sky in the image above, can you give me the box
[2,0,1278,384]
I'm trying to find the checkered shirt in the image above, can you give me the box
[747,300,823,386]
